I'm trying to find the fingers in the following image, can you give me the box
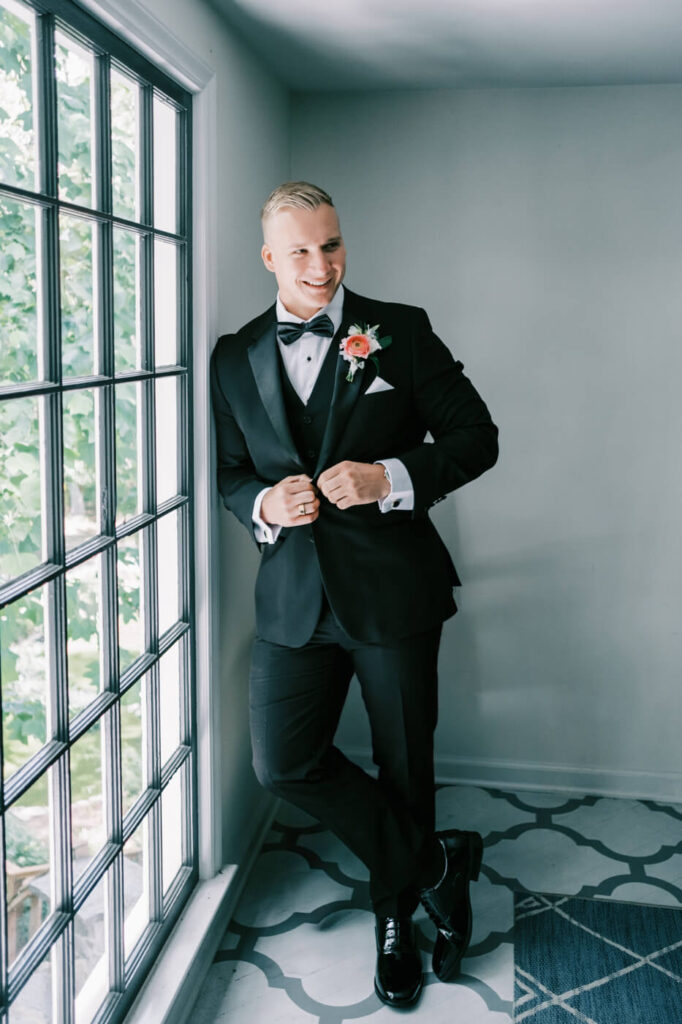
[265,463,381,524]
[317,462,347,501]
[261,474,319,528]
[277,475,319,526]
[316,461,386,508]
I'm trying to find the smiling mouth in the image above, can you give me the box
[302,278,332,289]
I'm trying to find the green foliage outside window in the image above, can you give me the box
[1,9,142,800]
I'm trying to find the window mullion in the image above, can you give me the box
[93,59,124,1001]
[106,705,124,993]
[139,85,154,372]
[94,53,112,217]
[180,638,193,871]
[0,787,8,1013]
[35,12,64,574]
[146,662,162,925]
[137,72,163,934]
[109,851,124,994]
[35,12,58,200]
[139,86,153,232]
[54,924,74,1024]
[52,752,73,1022]
[94,50,113,385]
[36,12,74,1019]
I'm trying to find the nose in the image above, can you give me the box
[308,248,332,276]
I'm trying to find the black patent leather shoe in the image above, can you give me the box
[374,916,423,1007]
[419,829,483,982]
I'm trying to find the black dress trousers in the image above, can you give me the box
[249,598,442,917]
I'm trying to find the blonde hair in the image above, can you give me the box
[261,181,334,222]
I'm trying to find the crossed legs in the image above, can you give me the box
[249,605,442,915]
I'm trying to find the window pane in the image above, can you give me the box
[66,555,102,718]
[111,69,139,221]
[74,869,109,1024]
[0,0,37,190]
[117,530,144,672]
[123,818,148,960]
[113,228,140,372]
[71,720,106,880]
[56,30,93,207]
[5,772,51,964]
[8,944,53,1022]
[0,396,44,583]
[159,642,180,767]
[157,511,179,636]
[161,766,183,895]
[0,196,40,384]
[63,388,98,548]
[121,676,146,816]
[154,239,177,366]
[153,96,176,233]
[60,214,95,378]
[115,382,142,524]
[155,376,178,504]
[1,585,49,781]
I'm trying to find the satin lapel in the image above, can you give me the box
[314,303,377,477]
[247,318,303,469]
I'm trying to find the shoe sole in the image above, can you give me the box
[433,831,483,982]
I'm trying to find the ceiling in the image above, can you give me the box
[209,0,682,91]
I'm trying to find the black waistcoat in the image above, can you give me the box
[279,340,339,474]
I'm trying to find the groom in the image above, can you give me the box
[210,182,498,1007]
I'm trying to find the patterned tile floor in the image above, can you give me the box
[190,786,682,1023]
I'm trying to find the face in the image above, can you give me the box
[261,203,346,320]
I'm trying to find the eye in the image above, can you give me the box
[323,241,340,252]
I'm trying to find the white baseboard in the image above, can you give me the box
[343,748,682,805]
[124,797,278,1024]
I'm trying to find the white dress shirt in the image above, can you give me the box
[253,285,414,543]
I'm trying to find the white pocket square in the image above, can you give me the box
[365,376,394,395]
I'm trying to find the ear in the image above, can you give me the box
[261,244,275,273]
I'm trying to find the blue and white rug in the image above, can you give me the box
[514,893,682,1023]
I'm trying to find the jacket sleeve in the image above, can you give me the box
[210,338,271,543]
[398,309,499,515]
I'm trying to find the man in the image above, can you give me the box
[210,181,498,1007]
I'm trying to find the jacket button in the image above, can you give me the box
[303,415,313,425]
[307,448,316,459]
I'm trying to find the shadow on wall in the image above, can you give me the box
[217,509,272,864]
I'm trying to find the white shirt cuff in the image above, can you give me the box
[253,487,282,544]
[375,458,415,513]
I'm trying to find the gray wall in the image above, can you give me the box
[292,85,682,795]
[139,0,289,862]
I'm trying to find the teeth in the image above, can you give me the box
[303,280,330,287]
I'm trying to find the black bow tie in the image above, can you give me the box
[277,313,335,345]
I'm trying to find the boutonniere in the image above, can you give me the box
[339,323,392,383]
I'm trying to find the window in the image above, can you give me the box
[0,0,195,1020]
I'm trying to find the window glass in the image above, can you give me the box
[56,29,94,207]
[0,0,37,191]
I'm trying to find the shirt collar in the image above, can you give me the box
[276,284,345,335]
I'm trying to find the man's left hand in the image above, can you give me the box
[317,461,390,509]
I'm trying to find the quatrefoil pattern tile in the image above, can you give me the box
[191,786,682,1023]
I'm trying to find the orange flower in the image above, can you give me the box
[339,322,388,382]
[343,334,372,359]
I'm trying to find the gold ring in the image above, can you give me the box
[298,503,307,516]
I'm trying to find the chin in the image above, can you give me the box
[300,285,335,306]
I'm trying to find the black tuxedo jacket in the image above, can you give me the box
[210,288,498,646]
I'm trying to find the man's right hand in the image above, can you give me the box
[260,474,319,527]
